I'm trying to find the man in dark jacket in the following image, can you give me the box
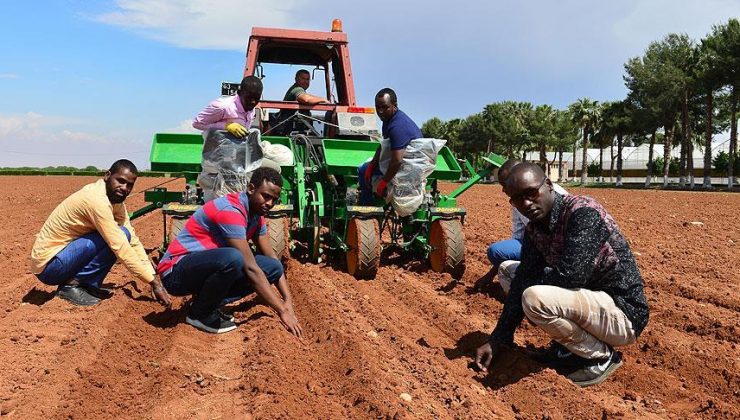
[475,163,649,387]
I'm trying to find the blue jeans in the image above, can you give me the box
[487,238,522,270]
[35,227,131,289]
[162,248,283,318]
[357,161,383,205]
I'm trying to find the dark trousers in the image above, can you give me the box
[162,248,283,318]
[357,161,383,205]
[36,227,131,288]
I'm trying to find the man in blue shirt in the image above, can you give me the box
[357,88,423,204]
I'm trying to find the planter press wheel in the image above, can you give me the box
[169,216,188,245]
[310,207,321,262]
[267,216,290,261]
[346,217,380,280]
[305,189,322,263]
[429,218,466,279]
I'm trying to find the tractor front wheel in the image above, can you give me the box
[267,216,290,261]
[429,218,466,279]
[346,218,380,280]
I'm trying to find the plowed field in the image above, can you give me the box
[0,176,737,419]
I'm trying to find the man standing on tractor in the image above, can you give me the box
[474,163,649,387]
[275,69,328,134]
[30,160,172,307]
[484,159,568,294]
[156,167,302,336]
[193,76,263,137]
[357,88,423,205]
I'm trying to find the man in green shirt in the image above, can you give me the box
[275,69,327,134]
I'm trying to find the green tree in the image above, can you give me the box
[712,150,740,173]
[568,98,601,184]
[421,117,445,139]
[625,34,694,187]
[551,110,580,181]
[600,100,635,185]
[649,156,679,176]
[529,104,556,171]
[703,18,740,187]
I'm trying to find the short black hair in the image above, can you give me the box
[498,159,521,183]
[506,162,546,188]
[375,88,397,106]
[250,167,282,188]
[109,159,138,175]
[295,69,310,78]
[240,75,263,94]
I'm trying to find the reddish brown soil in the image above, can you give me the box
[0,176,738,419]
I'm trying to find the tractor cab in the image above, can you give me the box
[224,19,378,139]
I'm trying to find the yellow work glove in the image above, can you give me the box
[225,122,248,138]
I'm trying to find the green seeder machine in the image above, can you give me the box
[131,132,503,279]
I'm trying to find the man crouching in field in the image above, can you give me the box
[475,163,649,387]
[156,167,302,337]
[30,159,172,307]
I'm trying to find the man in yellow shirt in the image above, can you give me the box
[30,159,172,307]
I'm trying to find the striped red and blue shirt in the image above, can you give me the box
[156,192,267,276]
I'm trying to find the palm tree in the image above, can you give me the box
[601,100,634,186]
[569,98,601,184]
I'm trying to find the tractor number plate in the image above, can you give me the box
[221,82,239,96]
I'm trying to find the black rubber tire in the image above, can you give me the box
[267,216,290,261]
[429,218,466,279]
[346,218,380,280]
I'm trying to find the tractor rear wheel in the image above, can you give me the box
[346,218,380,280]
[267,216,290,261]
[429,218,466,279]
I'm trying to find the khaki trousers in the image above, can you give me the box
[521,285,636,359]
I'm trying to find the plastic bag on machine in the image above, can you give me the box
[378,138,446,216]
[261,141,294,166]
[198,128,264,200]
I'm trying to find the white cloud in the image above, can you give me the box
[168,119,200,133]
[91,0,309,50]
[0,73,18,79]
[0,112,91,141]
[0,113,153,168]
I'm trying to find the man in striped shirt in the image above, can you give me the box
[157,167,302,336]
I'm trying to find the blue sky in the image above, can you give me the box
[0,0,737,169]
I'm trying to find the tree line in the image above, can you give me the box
[0,166,100,172]
[421,18,739,188]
